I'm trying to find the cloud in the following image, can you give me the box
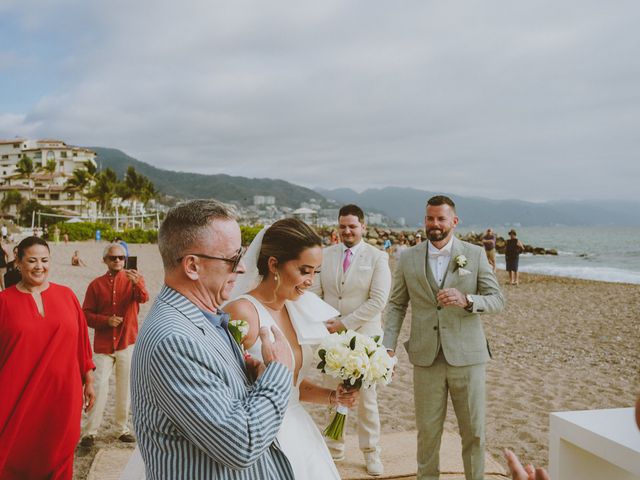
[1,0,639,201]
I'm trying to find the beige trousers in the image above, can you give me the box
[325,382,381,454]
[413,350,486,480]
[81,344,134,437]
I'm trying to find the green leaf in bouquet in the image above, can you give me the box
[317,360,326,370]
[349,336,356,350]
[318,349,326,360]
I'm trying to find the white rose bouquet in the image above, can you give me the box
[228,319,249,351]
[316,330,396,440]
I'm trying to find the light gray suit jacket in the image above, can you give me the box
[311,242,391,337]
[383,237,504,367]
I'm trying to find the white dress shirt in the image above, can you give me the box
[427,238,453,285]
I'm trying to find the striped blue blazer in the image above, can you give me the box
[131,285,294,479]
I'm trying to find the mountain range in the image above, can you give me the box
[91,147,328,208]
[91,147,640,226]
[315,187,640,227]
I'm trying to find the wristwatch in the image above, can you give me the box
[464,294,474,312]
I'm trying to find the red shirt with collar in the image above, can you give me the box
[83,270,149,354]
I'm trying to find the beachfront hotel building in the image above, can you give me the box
[0,138,97,218]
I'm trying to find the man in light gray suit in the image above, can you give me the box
[383,195,504,480]
[312,204,392,476]
[131,199,295,479]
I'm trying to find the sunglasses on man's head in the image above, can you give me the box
[108,255,126,261]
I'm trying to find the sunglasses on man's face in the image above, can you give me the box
[177,247,245,272]
[108,255,126,261]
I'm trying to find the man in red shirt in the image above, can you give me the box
[80,243,149,446]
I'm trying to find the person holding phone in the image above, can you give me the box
[80,243,149,446]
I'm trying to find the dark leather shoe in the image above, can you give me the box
[119,433,136,443]
[80,436,94,447]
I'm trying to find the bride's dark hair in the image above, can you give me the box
[256,218,322,277]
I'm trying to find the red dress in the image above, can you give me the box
[0,283,95,479]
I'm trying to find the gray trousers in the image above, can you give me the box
[413,350,486,480]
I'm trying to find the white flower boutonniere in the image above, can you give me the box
[228,319,249,350]
[453,255,468,271]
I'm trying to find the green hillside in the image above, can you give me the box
[89,147,327,208]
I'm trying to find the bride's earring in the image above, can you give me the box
[274,273,279,282]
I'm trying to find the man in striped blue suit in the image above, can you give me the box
[131,199,295,479]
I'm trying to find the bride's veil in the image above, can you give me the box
[230,225,269,299]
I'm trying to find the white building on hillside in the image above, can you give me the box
[0,139,97,218]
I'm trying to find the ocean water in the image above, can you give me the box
[458,226,640,285]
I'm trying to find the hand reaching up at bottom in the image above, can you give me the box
[505,449,550,480]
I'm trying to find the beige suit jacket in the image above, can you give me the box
[311,242,391,337]
[383,237,504,367]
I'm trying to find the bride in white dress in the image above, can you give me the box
[225,218,357,480]
[121,218,355,480]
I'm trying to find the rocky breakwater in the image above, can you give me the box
[317,227,558,255]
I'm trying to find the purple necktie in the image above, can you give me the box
[343,248,352,272]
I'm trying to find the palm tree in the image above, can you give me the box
[15,156,35,180]
[1,189,26,217]
[65,169,93,214]
[87,168,118,215]
[85,160,97,177]
[39,159,58,175]
[119,167,157,218]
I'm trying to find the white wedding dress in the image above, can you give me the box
[237,294,341,480]
[121,293,341,480]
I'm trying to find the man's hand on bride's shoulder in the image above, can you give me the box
[259,326,294,372]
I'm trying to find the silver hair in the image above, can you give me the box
[158,199,236,270]
[103,243,125,258]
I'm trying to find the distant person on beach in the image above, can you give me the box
[71,250,86,267]
[80,243,149,447]
[114,236,130,257]
[3,246,20,289]
[329,228,340,245]
[0,236,95,479]
[382,234,392,252]
[63,232,69,244]
[482,228,497,272]
[393,236,409,263]
[0,241,7,290]
[505,229,525,285]
[311,204,391,476]
[383,195,504,480]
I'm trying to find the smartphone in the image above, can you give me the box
[126,256,138,270]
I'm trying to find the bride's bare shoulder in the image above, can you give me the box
[225,297,260,347]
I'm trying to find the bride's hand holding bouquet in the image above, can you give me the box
[316,330,396,440]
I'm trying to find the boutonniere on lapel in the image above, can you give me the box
[453,255,471,276]
[228,319,249,352]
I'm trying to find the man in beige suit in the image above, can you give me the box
[311,204,392,476]
[383,195,504,480]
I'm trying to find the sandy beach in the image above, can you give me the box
[37,241,638,479]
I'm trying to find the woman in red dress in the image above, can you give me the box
[0,236,96,479]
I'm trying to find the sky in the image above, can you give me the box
[1,1,639,202]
